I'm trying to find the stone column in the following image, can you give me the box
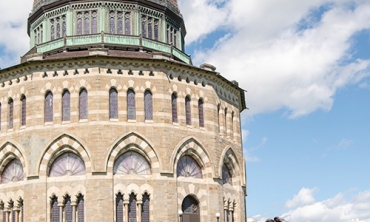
[5,210,9,222]
[123,200,129,222]
[14,208,19,222]
[136,200,142,222]
[71,201,77,222]
[58,204,64,222]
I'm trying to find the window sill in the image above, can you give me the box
[128,119,136,123]
[20,125,26,130]
[79,119,88,123]
[172,122,179,126]
[44,122,53,126]
[62,121,71,125]
[110,118,119,122]
[145,120,153,124]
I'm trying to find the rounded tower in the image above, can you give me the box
[0,0,247,221]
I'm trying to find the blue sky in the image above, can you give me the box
[1,0,370,221]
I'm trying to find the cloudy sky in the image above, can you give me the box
[1,0,370,221]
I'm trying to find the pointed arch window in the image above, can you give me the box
[217,104,221,133]
[142,193,150,222]
[127,89,136,120]
[198,99,204,127]
[117,12,123,34]
[84,12,90,34]
[110,11,115,34]
[45,92,53,122]
[21,95,26,126]
[116,193,124,222]
[182,196,200,220]
[51,197,59,222]
[125,13,131,35]
[49,153,86,177]
[109,88,118,119]
[224,108,228,135]
[92,11,98,34]
[177,155,202,179]
[222,164,232,185]
[62,90,70,121]
[8,98,13,129]
[79,89,88,120]
[171,93,178,123]
[185,96,191,125]
[64,195,72,222]
[1,159,24,184]
[128,193,137,221]
[144,90,153,120]
[77,13,82,35]
[114,151,150,175]
[77,194,85,222]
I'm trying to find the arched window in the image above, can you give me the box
[217,104,221,133]
[142,193,150,222]
[116,193,124,222]
[8,98,13,129]
[50,196,59,222]
[231,111,235,139]
[127,89,136,120]
[222,164,232,185]
[114,152,150,175]
[110,11,115,34]
[109,88,118,119]
[128,193,136,221]
[62,90,70,121]
[84,12,90,34]
[21,95,26,126]
[79,89,88,120]
[125,13,131,35]
[177,156,202,179]
[45,92,53,122]
[1,159,24,184]
[64,195,72,222]
[224,108,228,135]
[49,153,86,177]
[198,99,204,127]
[171,93,177,123]
[144,90,153,120]
[185,96,191,125]
[77,194,84,222]
[182,196,200,222]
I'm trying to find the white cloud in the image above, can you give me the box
[179,0,370,118]
[286,187,317,208]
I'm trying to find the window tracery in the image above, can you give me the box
[142,15,159,40]
[49,153,86,177]
[222,164,232,185]
[1,159,24,184]
[114,151,150,175]
[166,24,178,47]
[77,11,98,35]
[177,155,202,178]
[34,24,43,45]
[50,15,66,40]
[109,11,131,35]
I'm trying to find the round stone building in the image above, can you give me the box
[0,0,247,221]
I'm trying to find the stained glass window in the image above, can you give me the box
[142,16,146,37]
[198,99,204,127]
[185,96,191,125]
[110,11,115,34]
[56,19,60,38]
[148,18,152,39]
[92,11,98,34]
[217,104,221,133]
[12,210,15,222]
[79,89,88,120]
[142,193,150,222]
[116,193,124,222]
[51,197,59,222]
[84,12,90,34]
[125,13,131,35]
[117,12,123,34]
[21,95,27,126]
[128,193,136,220]
[172,93,177,122]
[8,98,13,129]
[109,88,118,119]
[77,195,84,222]
[114,152,150,175]
[64,196,72,222]
[62,16,66,36]
[174,30,177,47]
[127,89,136,120]
[1,159,24,184]
[77,13,82,35]
[222,164,232,185]
[154,20,159,41]
[45,92,53,122]
[49,153,86,177]
[177,156,202,178]
[144,90,153,120]
[51,19,55,40]
[62,90,70,121]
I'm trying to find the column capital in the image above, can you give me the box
[71,201,77,206]
[57,203,64,207]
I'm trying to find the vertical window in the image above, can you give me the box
[110,11,115,34]
[77,13,82,35]
[79,89,88,120]
[128,193,136,221]
[154,20,159,40]
[109,88,118,119]
[217,104,221,133]
[62,16,66,36]
[174,30,177,47]
[116,193,124,222]
[185,96,191,125]
[141,16,146,37]
[92,11,98,33]
[56,17,61,38]
[127,89,136,120]
[64,196,72,222]
[45,92,53,122]
[77,195,84,222]
[142,193,150,222]
[224,108,228,135]
[144,90,153,120]
[21,95,26,126]
[51,197,59,222]
[171,93,177,123]
[62,90,70,121]
[117,12,123,34]
[148,18,152,39]
[51,19,55,40]
[231,111,234,139]
[8,98,13,129]
[198,99,204,128]
[84,12,90,34]
[125,13,131,35]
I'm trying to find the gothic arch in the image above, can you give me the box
[37,133,93,177]
[105,132,161,175]
[177,186,208,219]
[218,146,242,185]
[171,137,213,178]
[0,141,28,178]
